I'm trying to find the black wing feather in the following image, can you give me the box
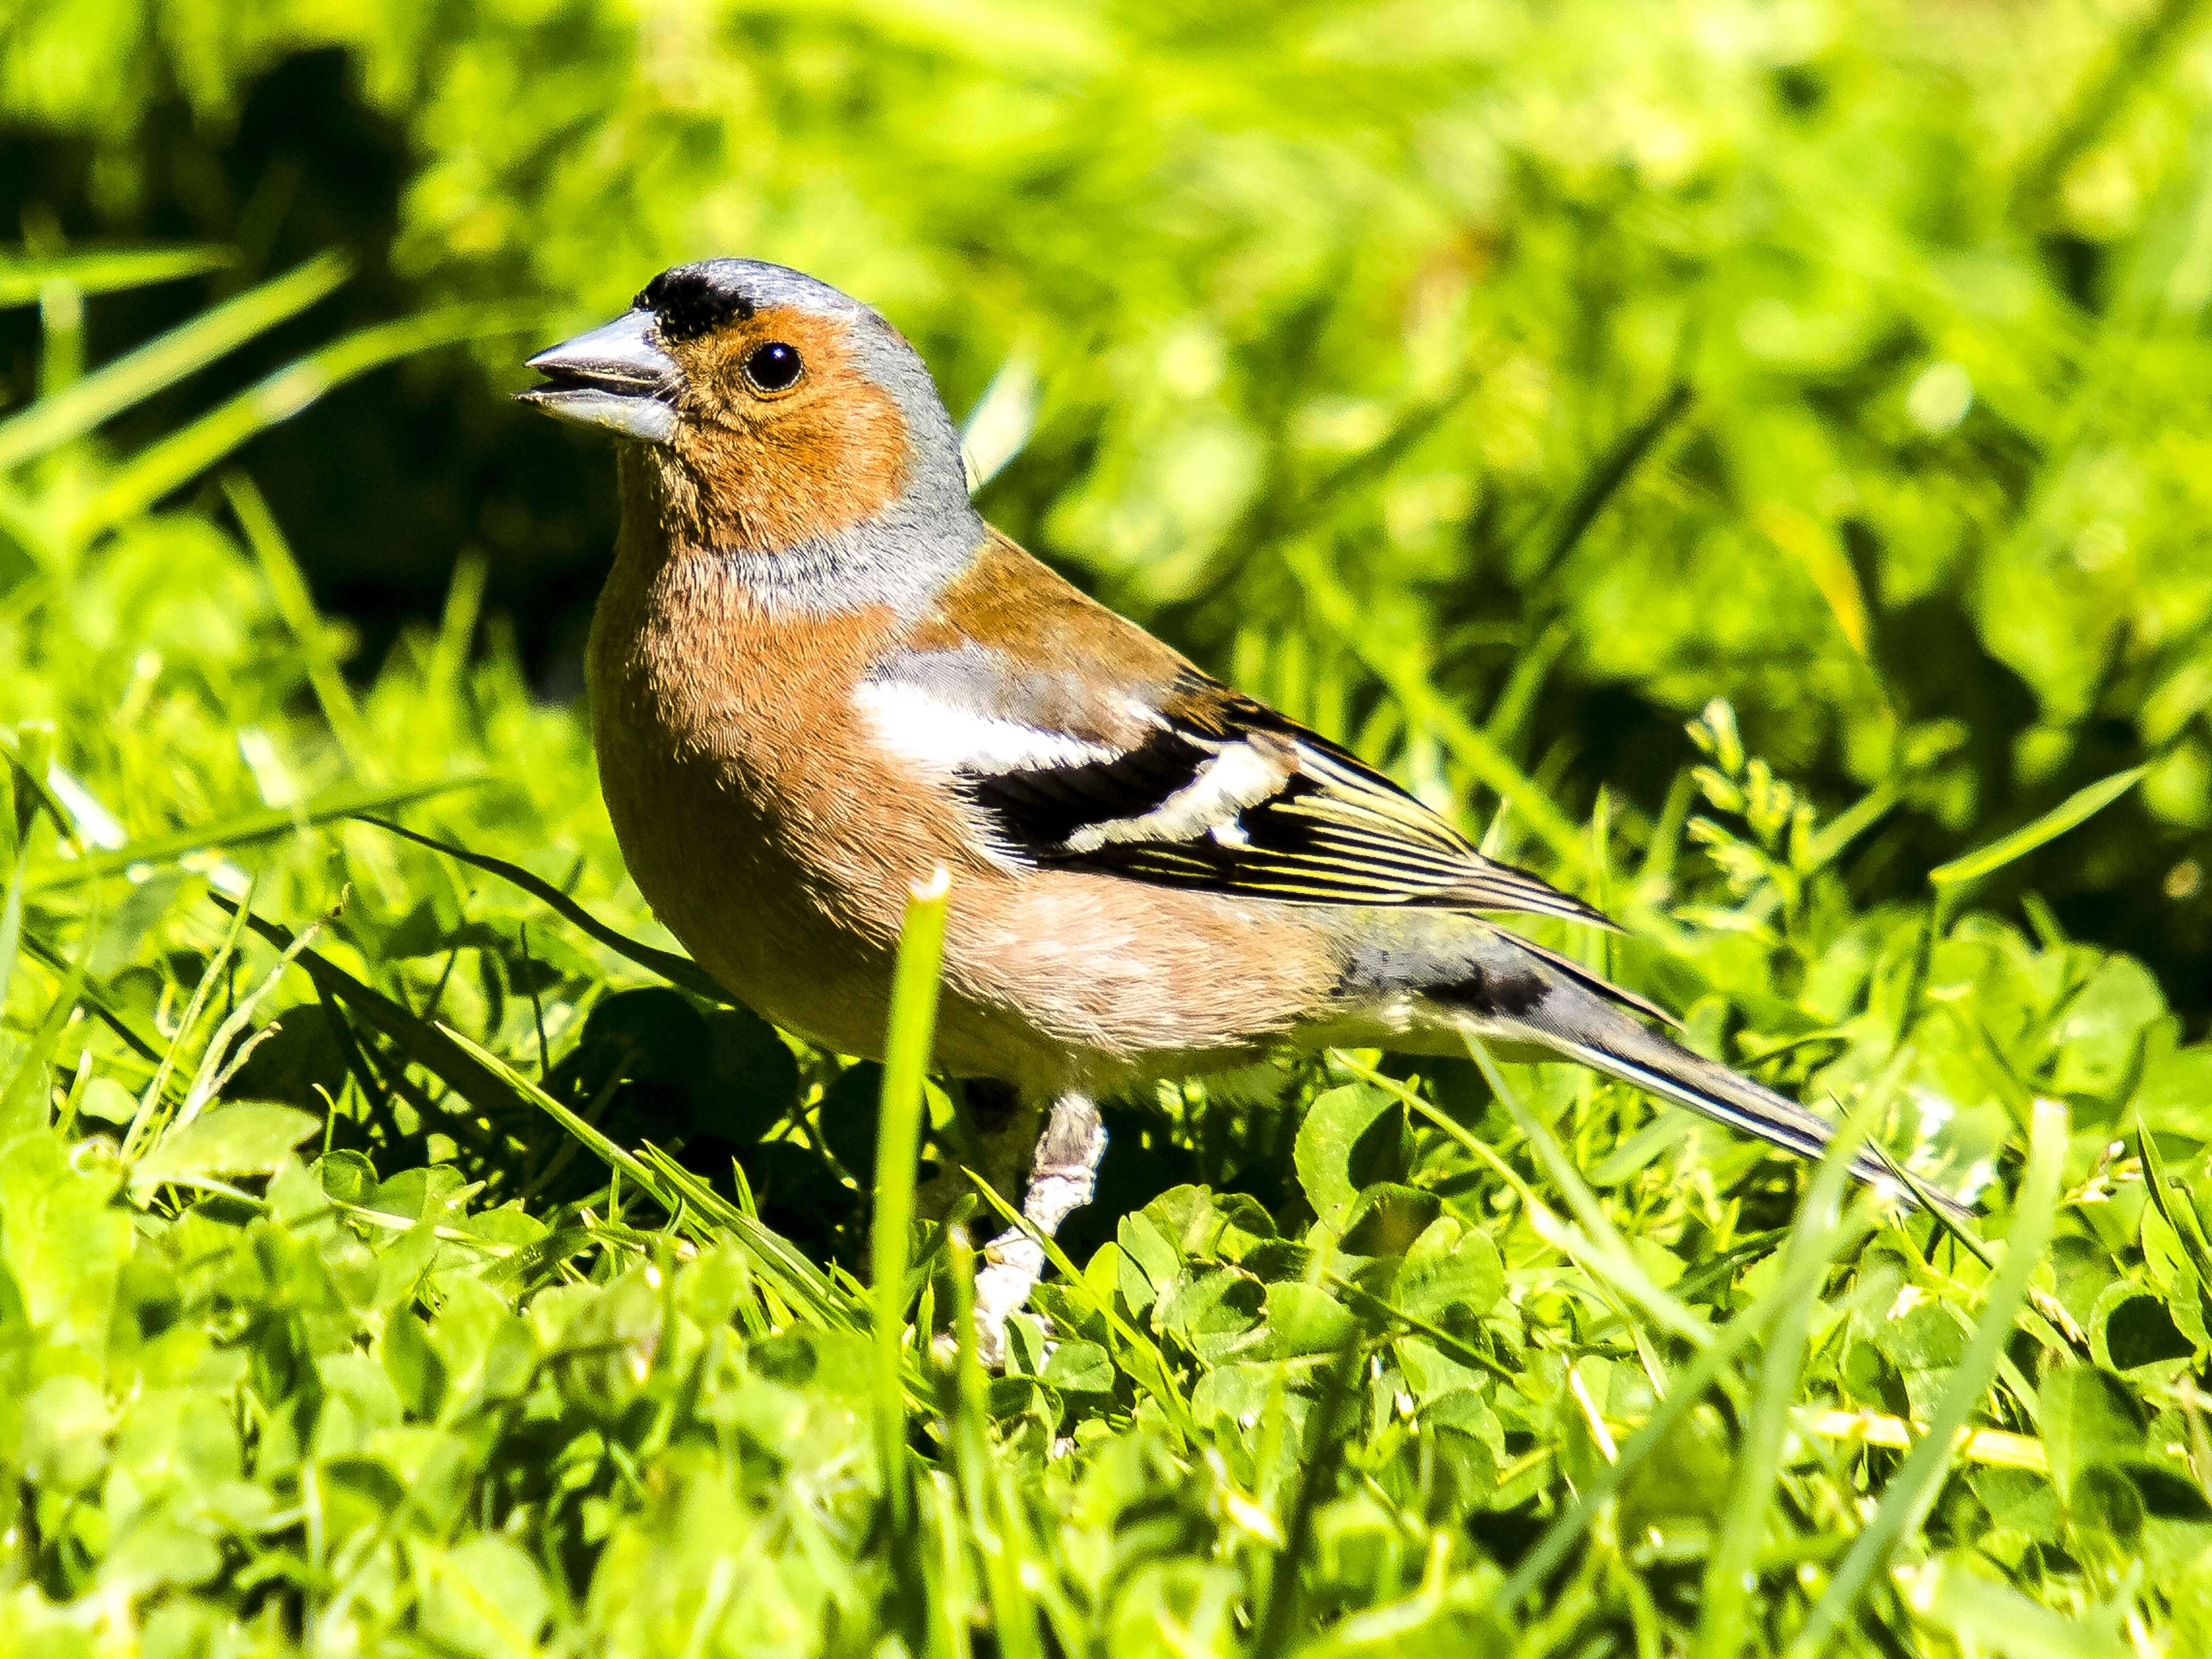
[963,675,1612,929]
[968,730,1210,847]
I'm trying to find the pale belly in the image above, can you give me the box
[591,718,1340,1092]
[585,572,1340,1091]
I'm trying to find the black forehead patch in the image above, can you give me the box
[635,267,755,343]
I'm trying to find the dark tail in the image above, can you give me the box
[1503,939,1973,1223]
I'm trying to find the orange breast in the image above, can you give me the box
[586,489,1339,1089]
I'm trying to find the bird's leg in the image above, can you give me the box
[972,1090,1105,1367]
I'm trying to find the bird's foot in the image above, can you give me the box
[961,1090,1104,1370]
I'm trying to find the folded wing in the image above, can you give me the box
[861,646,1612,930]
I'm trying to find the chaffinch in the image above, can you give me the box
[521,259,1964,1353]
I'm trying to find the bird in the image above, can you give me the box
[518,258,1966,1355]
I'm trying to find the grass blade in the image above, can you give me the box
[31,777,482,891]
[1693,1052,1904,1659]
[959,1171,1201,1444]
[1468,1036,1712,1345]
[1905,1556,2128,1659]
[17,928,161,1062]
[0,838,23,1029]
[959,352,1039,492]
[120,881,257,1159]
[208,894,524,1135]
[630,1142,866,1334]
[222,472,377,774]
[2010,0,2206,221]
[1252,1336,1367,1655]
[442,1022,867,1333]
[68,302,530,543]
[945,1227,1044,1659]
[1929,767,2145,889]
[352,815,724,999]
[1340,1049,1707,1348]
[1491,1199,1880,1615]
[0,255,347,469]
[0,245,232,309]
[873,867,951,1547]
[1525,379,1695,576]
[1788,1097,2068,1655]
[0,847,43,1125]
[0,944,88,1137]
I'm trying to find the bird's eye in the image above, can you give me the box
[742,341,804,394]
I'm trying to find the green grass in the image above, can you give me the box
[2,272,2207,1659]
[10,3,2212,1651]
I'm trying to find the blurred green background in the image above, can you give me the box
[5,0,2210,1012]
[13,7,2212,1650]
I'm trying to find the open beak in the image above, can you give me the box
[516,309,679,444]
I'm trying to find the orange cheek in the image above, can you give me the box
[680,402,908,549]
[668,313,915,551]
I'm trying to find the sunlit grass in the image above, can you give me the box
[8,2,2212,1641]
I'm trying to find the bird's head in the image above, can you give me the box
[519,259,974,564]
